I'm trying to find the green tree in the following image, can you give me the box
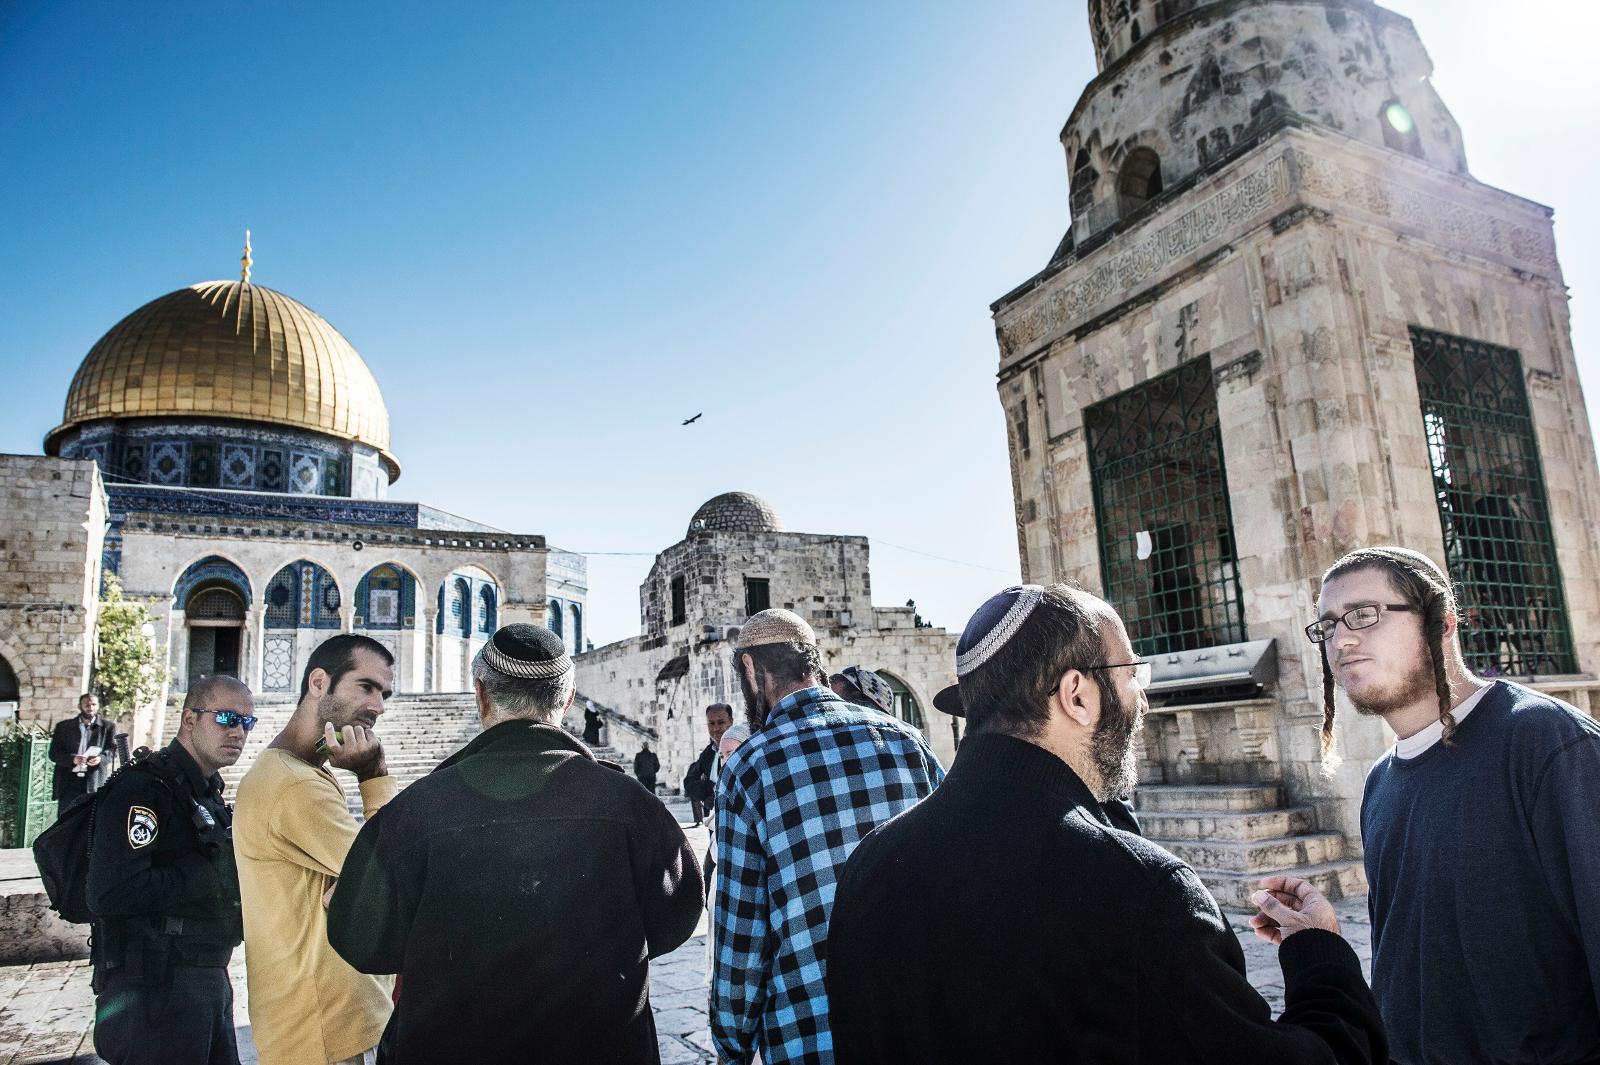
[95,573,167,720]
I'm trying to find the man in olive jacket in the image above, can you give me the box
[327,625,704,1064]
[828,584,1386,1065]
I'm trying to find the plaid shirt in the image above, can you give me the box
[711,686,945,1065]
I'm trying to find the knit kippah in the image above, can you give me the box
[839,666,895,715]
[734,608,816,649]
[933,585,1047,717]
[482,624,572,680]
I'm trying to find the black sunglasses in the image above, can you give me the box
[192,708,257,732]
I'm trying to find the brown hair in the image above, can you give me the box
[1318,546,1460,753]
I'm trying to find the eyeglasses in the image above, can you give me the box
[192,709,257,732]
[1304,603,1417,644]
[1086,660,1152,689]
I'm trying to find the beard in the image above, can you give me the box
[736,659,769,730]
[1090,677,1142,802]
[1345,656,1436,717]
[318,690,373,731]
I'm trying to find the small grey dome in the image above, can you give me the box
[688,492,783,535]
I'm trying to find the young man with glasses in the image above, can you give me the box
[86,675,255,1065]
[827,583,1386,1065]
[1313,546,1600,1065]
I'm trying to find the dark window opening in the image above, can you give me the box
[1086,356,1246,655]
[670,576,687,626]
[745,577,770,616]
[1410,325,1576,676]
[1117,147,1164,217]
[1071,149,1098,221]
[1380,99,1422,158]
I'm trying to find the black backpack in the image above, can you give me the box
[31,752,173,924]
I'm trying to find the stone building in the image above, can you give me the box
[5,244,586,742]
[991,0,1600,904]
[575,492,962,787]
[0,457,107,725]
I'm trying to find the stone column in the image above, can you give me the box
[248,605,267,692]
[411,614,429,692]
[423,608,440,693]
[169,610,189,693]
[339,606,356,634]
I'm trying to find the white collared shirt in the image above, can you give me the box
[1394,682,1494,759]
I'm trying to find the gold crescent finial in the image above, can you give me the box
[241,229,253,283]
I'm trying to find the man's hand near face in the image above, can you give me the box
[323,722,388,781]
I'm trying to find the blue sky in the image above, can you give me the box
[2,1,1596,646]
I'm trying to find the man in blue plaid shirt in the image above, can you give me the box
[711,609,945,1065]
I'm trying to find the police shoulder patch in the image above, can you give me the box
[127,805,158,849]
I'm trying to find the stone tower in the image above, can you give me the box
[991,0,1600,904]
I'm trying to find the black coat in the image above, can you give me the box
[327,721,704,1064]
[632,747,659,789]
[682,743,717,803]
[50,715,117,799]
[826,733,1386,1065]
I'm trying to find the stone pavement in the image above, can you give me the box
[0,815,1370,1064]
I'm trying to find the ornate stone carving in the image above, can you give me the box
[1001,155,1291,357]
[1291,150,1558,274]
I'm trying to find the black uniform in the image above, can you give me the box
[86,740,243,1065]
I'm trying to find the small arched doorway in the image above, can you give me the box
[878,671,926,731]
[186,585,246,687]
[0,653,20,719]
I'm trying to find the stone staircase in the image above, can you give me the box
[1136,784,1367,910]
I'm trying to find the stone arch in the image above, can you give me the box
[263,561,343,630]
[874,669,927,731]
[355,562,419,630]
[569,603,582,652]
[548,597,565,640]
[1117,146,1164,217]
[0,634,32,711]
[172,554,252,607]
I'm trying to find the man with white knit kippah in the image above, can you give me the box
[711,609,945,1065]
[328,624,704,1064]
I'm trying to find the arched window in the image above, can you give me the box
[453,578,471,636]
[548,598,564,639]
[478,586,497,634]
[1380,99,1422,157]
[187,586,245,622]
[569,604,582,652]
[357,564,412,629]
[1117,147,1164,217]
[0,654,18,704]
[1070,148,1098,221]
[264,561,338,629]
[878,672,926,731]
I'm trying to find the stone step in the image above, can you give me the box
[1135,784,1283,813]
[1150,831,1347,874]
[1195,860,1369,911]
[1137,807,1315,843]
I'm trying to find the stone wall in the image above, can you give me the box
[578,514,961,789]
[992,127,1600,847]
[0,456,107,725]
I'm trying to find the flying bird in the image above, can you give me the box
[682,413,703,426]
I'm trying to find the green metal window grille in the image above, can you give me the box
[1410,326,1576,677]
[1086,355,1246,655]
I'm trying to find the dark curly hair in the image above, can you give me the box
[1318,546,1460,754]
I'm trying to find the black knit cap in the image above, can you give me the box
[483,624,573,680]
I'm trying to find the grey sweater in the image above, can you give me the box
[1362,681,1600,1065]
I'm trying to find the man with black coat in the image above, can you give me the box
[682,702,733,826]
[87,676,253,1065]
[633,741,660,793]
[51,692,118,816]
[827,584,1386,1065]
[328,625,704,1064]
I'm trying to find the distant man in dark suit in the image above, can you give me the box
[682,703,734,826]
[50,692,117,817]
[633,743,659,793]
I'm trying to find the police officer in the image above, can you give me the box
[87,675,255,1065]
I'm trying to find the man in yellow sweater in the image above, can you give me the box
[234,634,397,1065]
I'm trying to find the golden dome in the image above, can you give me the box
[46,280,398,481]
